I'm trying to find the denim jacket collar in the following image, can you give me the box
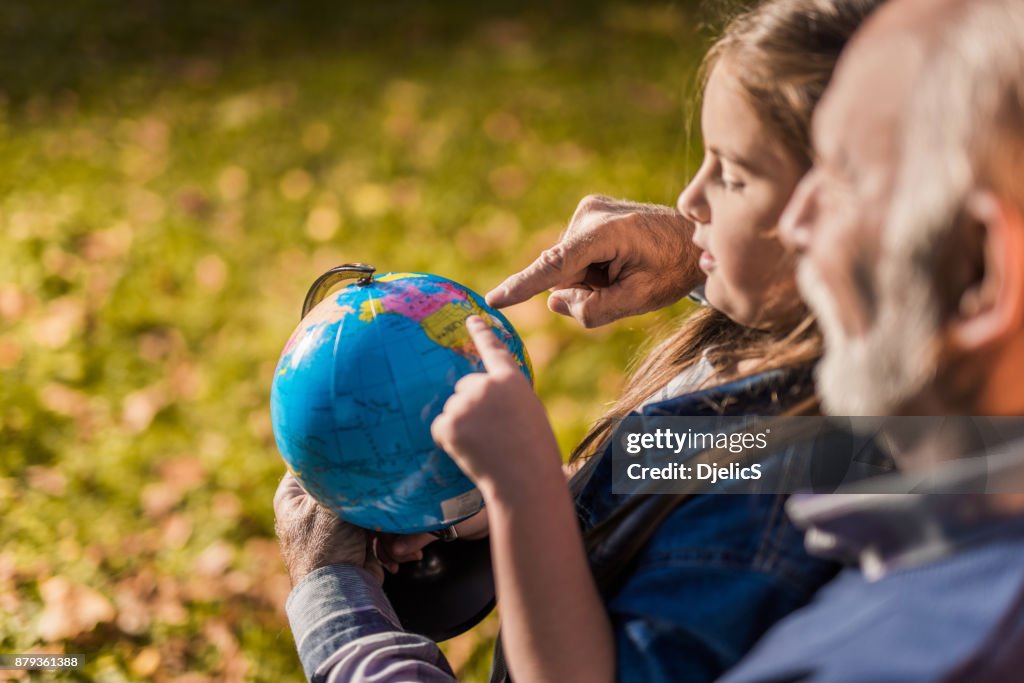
[639,364,815,419]
[570,364,815,525]
[569,368,815,497]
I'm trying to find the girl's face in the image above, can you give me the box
[678,62,807,330]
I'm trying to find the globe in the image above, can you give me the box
[270,269,533,534]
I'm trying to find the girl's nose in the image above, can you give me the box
[677,177,711,225]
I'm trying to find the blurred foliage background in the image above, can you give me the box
[0,0,721,680]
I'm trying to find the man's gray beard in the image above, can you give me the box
[797,261,936,416]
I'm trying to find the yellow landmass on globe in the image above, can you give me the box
[375,272,426,283]
[359,298,385,321]
[421,302,488,357]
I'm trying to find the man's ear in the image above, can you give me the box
[948,190,1024,352]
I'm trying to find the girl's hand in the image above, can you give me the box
[431,316,563,495]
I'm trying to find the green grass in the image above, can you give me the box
[0,1,713,680]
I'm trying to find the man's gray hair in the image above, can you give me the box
[872,0,1024,409]
[887,0,1024,311]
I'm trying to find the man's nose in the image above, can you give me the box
[677,177,711,226]
[779,171,819,252]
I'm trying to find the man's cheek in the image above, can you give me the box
[797,260,846,338]
[825,268,874,337]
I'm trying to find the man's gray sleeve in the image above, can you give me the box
[286,564,458,682]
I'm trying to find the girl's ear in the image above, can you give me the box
[947,190,1024,352]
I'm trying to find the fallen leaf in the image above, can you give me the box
[25,466,68,496]
[305,205,341,242]
[135,117,169,154]
[0,338,22,369]
[194,542,233,577]
[247,408,273,441]
[222,571,251,595]
[155,578,188,626]
[203,619,237,656]
[31,297,84,349]
[487,165,529,200]
[169,360,201,399]
[347,182,390,219]
[279,168,313,201]
[141,482,183,519]
[81,222,133,262]
[122,385,169,433]
[176,187,211,219]
[161,514,193,549]
[483,110,522,143]
[171,674,213,683]
[217,166,249,201]
[131,647,161,678]
[301,121,332,152]
[0,552,15,583]
[37,577,115,641]
[114,575,153,636]
[38,383,89,420]
[0,284,30,321]
[195,255,227,292]
[158,456,206,492]
[211,491,241,521]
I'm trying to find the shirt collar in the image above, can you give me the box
[787,446,1024,580]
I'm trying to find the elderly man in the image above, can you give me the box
[713,0,1024,679]
[275,0,1024,680]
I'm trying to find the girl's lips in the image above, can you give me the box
[699,250,717,272]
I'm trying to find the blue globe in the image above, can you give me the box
[270,271,533,534]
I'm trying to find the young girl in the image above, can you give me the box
[433,1,886,681]
[287,1,888,681]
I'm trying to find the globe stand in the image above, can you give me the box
[301,263,377,317]
[381,536,496,642]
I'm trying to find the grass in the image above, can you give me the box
[0,1,712,680]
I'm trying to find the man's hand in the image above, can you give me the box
[485,195,702,327]
[374,461,582,571]
[373,510,489,573]
[274,473,384,587]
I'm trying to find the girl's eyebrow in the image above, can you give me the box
[709,145,763,174]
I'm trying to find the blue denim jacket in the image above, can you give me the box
[566,367,891,683]
[285,367,886,682]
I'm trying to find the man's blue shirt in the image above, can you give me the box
[720,481,1024,683]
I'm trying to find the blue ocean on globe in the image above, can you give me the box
[270,271,533,534]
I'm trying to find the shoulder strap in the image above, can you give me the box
[587,492,695,597]
[489,631,510,683]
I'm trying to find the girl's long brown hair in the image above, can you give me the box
[570,0,885,464]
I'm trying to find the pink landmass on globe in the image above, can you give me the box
[370,281,468,322]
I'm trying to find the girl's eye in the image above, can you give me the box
[710,164,746,192]
[720,162,746,192]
